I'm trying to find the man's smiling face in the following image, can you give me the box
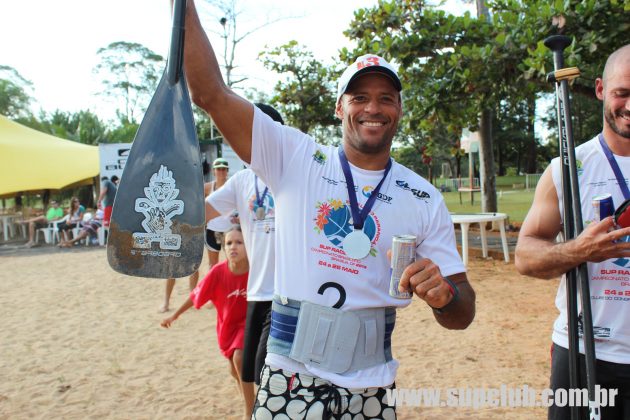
[336,72,403,157]
[597,48,630,140]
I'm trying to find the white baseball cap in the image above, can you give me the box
[336,54,402,103]
[212,157,229,169]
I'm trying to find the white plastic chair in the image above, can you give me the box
[36,215,68,245]
[66,207,88,240]
[78,213,93,246]
[97,226,108,246]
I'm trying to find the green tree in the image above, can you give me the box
[344,0,629,209]
[493,97,535,175]
[400,112,462,184]
[94,42,164,123]
[392,145,424,175]
[193,105,217,141]
[0,65,33,118]
[107,121,140,143]
[21,109,108,145]
[260,41,341,142]
[74,110,109,145]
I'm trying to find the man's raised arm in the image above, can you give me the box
[173,0,254,163]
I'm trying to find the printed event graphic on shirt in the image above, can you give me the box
[612,239,630,269]
[132,165,184,250]
[312,197,382,275]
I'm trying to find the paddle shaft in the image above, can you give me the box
[167,0,186,86]
[545,34,600,420]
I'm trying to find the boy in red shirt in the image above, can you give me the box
[161,226,253,417]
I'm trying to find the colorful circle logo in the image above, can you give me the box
[314,199,376,249]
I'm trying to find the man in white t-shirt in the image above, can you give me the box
[516,44,630,419]
[206,103,284,416]
[174,1,475,417]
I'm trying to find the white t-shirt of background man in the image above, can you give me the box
[206,180,233,233]
[551,135,630,364]
[250,106,466,388]
[207,168,276,301]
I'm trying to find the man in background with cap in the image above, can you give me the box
[172,1,475,417]
[205,103,284,416]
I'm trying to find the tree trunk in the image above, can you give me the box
[525,95,538,173]
[476,0,497,212]
[479,108,497,212]
[497,137,504,176]
[475,0,489,17]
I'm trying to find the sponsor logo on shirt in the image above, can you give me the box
[395,180,431,200]
[362,186,393,204]
[227,288,247,299]
[313,198,380,258]
[574,313,611,339]
[313,149,327,165]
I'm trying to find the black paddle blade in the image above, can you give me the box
[107,73,205,278]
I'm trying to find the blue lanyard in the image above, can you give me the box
[254,175,269,208]
[599,133,630,200]
[338,148,392,230]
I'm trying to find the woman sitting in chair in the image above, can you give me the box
[58,209,103,248]
[57,197,85,243]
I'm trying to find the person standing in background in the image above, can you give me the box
[97,176,118,228]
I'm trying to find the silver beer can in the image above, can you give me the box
[389,235,416,299]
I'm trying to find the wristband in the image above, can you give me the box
[431,277,459,314]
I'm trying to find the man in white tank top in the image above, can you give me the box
[516,44,630,419]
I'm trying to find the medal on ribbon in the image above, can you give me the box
[338,148,392,259]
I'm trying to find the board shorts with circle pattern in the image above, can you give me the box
[252,365,396,419]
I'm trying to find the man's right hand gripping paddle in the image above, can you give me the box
[107,0,205,278]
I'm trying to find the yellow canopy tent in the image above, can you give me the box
[0,115,99,198]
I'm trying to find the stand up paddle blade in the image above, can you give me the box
[107,72,205,278]
[108,0,203,278]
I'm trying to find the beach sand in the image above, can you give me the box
[0,247,558,419]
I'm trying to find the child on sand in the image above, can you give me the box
[160,226,254,418]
